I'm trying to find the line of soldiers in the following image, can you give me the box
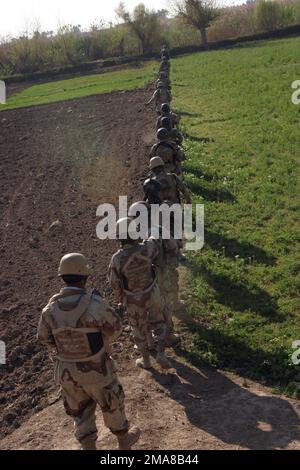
[37,45,191,451]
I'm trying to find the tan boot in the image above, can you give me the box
[117,426,141,450]
[81,440,97,450]
[156,352,172,369]
[136,355,151,369]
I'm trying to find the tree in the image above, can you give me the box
[174,0,219,45]
[254,0,282,32]
[116,2,161,54]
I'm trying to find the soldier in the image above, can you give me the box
[155,72,171,90]
[146,83,172,114]
[149,128,185,176]
[160,116,173,132]
[161,45,170,61]
[37,253,140,451]
[156,103,180,130]
[143,178,162,205]
[108,218,172,370]
[159,57,170,74]
[149,157,191,205]
[170,128,184,146]
[128,200,181,347]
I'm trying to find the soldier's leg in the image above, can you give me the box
[60,370,97,449]
[148,284,172,369]
[127,304,151,369]
[167,255,181,310]
[85,377,140,450]
[160,260,181,346]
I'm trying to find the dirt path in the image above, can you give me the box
[0,90,300,450]
[1,353,300,450]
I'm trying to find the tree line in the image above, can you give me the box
[1,0,300,77]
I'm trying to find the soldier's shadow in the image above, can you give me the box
[151,357,300,450]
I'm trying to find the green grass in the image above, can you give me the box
[172,38,300,394]
[0,62,157,111]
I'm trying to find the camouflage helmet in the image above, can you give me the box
[150,156,164,171]
[128,201,150,218]
[161,103,170,114]
[157,127,169,141]
[143,178,161,196]
[58,253,90,277]
[116,217,137,240]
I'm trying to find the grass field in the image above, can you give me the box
[1,37,299,394]
[172,38,300,394]
[0,62,156,111]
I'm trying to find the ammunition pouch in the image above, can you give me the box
[52,327,104,363]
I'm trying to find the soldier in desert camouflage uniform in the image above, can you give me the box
[108,218,172,370]
[128,197,181,347]
[170,128,184,146]
[147,158,192,310]
[146,83,172,114]
[161,45,170,61]
[149,128,185,177]
[155,72,171,90]
[159,57,170,75]
[149,157,191,205]
[37,253,140,451]
[156,103,180,130]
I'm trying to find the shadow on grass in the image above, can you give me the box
[205,230,277,266]
[178,111,202,117]
[188,180,236,203]
[186,259,281,320]
[150,353,300,449]
[184,164,221,182]
[185,133,214,143]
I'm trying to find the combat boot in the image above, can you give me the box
[81,440,97,450]
[117,426,141,450]
[156,352,172,369]
[136,355,151,369]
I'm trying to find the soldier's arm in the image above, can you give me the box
[89,293,123,344]
[37,308,55,347]
[176,176,192,204]
[146,90,158,106]
[100,304,123,343]
[108,259,123,304]
[163,237,179,257]
[149,144,157,158]
[144,237,161,261]
[176,146,186,162]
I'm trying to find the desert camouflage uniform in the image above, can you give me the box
[155,78,171,90]
[152,171,191,205]
[148,88,172,113]
[156,112,180,130]
[159,62,170,74]
[149,140,185,176]
[154,233,179,335]
[108,238,167,355]
[37,287,128,447]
